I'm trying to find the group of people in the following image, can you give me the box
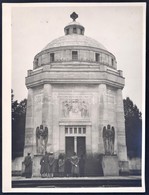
[40,152,85,178]
[23,152,85,178]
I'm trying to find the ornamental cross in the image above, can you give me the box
[70,12,78,21]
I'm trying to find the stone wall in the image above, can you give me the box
[34,47,116,69]
[24,81,128,175]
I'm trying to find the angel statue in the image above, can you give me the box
[102,125,115,155]
[36,125,48,154]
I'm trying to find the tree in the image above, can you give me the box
[12,90,27,159]
[123,97,142,159]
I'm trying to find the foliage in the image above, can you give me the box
[12,90,27,159]
[123,97,142,158]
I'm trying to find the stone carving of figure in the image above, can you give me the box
[63,100,72,117]
[36,124,48,154]
[43,126,48,152]
[72,100,79,113]
[39,124,44,154]
[62,99,89,118]
[103,126,108,154]
[80,100,89,117]
[102,125,115,155]
[109,126,115,155]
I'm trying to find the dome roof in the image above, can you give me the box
[65,21,82,27]
[42,34,107,51]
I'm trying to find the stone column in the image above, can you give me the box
[98,84,108,154]
[24,88,34,156]
[42,84,53,153]
[116,89,129,174]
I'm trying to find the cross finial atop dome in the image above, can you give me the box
[70,12,78,21]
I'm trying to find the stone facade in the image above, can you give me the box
[24,13,128,176]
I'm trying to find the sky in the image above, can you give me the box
[11,3,145,112]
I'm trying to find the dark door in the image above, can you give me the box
[65,137,74,157]
[77,137,86,157]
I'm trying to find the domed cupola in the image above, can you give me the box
[33,12,117,71]
[64,12,85,35]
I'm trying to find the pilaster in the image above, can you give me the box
[116,89,128,161]
[24,88,34,156]
[42,84,53,152]
[98,84,108,154]
[86,125,92,154]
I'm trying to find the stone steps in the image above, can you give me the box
[12,176,141,188]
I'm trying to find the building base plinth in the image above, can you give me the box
[32,155,43,177]
[102,155,119,176]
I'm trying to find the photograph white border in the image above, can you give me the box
[2,2,146,193]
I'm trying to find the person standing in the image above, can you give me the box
[40,151,49,178]
[65,157,72,177]
[48,152,55,178]
[71,152,79,177]
[79,154,85,177]
[40,155,45,177]
[23,153,32,178]
[58,154,65,177]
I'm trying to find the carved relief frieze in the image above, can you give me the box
[60,95,91,119]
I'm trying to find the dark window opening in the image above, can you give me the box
[72,51,78,60]
[79,128,81,134]
[66,29,69,35]
[70,128,72,134]
[80,29,83,35]
[50,53,55,62]
[35,58,39,67]
[74,128,77,134]
[83,128,86,134]
[95,53,100,62]
[65,128,68,134]
[73,28,77,34]
[111,58,114,66]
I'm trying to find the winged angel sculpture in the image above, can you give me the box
[102,125,115,155]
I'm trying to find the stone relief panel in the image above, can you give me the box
[60,96,90,119]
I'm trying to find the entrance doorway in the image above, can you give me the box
[65,137,86,157]
[65,126,86,157]
[77,137,86,157]
[65,137,74,157]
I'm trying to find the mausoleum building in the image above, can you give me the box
[24,13,128,176]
